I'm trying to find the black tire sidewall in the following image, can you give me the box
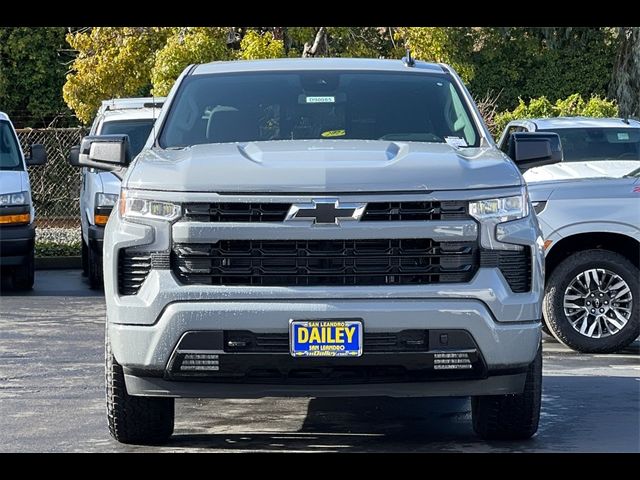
[88,245,103,289]
[544,249,639,353]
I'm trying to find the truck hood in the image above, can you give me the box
[527,175,639,202]
[124,140,522,193]
[0,170,27,194]
[524,160,639,183]
[97,171,121,195]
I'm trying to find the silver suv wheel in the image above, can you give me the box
[563,268,633,338]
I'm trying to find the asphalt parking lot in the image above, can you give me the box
[1,269,639,453]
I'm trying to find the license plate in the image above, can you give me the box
[289,319,363,357]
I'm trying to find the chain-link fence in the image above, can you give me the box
[17,128,87,256]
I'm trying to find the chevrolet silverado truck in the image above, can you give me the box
[78,58,562,445]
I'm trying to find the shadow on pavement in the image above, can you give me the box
[162,375,639,452]
[0,269,102,297]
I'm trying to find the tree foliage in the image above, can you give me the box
[399,27,618,112]
[239,30,285,60]
[61,26,634,127]
[399,27,475,81]
[0,27,72,127]
[63,27,171,123]
[609,27,640,118]
[493,94,618,135]
[150,27,232,97]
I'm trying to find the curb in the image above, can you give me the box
[35,256,82,270]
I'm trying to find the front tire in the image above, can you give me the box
[81,238,89,276]
[543,249,638,353]
[106,337,174,445]
[88,245,103,289]
[472,344,542,440]
[12,249,34,291]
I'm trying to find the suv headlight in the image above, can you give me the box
[469,192,529,223]
[119,189,181,222]
[94,193,119,226]
[0,191,31,225]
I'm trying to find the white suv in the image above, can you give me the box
[69,97,164,288]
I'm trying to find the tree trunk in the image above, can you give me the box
[303,27,327,57]
[610,27,640,118]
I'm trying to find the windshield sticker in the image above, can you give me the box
[305,96,335,104]
[321,129,346,137]
[618,132,630,141]
[444,136,468,148]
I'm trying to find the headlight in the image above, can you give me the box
[0,191,30,206]
[0,191,31,225]
[96,193,118,207]
[469,192,529,223]
[119,189,181,222]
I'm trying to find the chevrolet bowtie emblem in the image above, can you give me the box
[286,199,366,225]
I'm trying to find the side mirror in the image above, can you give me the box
[508,132,563,171]
[78,134,130,172]
[25,144,47,166]
[68,145,80,167]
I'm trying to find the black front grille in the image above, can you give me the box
[171,239,478,287]
[182,201,469,223]
[118,250,170,295]
[183,203,291,222]
[362,201,468,221]
[224,330,428,353]
[480,248,532,293]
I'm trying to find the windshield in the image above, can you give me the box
[100,119,155,158]
[0,120,22,170]
[538,127,640,162]
[159,71,479,148]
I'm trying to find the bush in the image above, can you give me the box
[35,227,81,257]
[36,241,81,257]
[493,94,618,137]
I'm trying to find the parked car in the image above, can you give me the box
[78,57,562,444]
[528,169,639,353]
[498,117,640,182]
[0,111,47,290]
[498,117,640,352]
[68,97,165,288]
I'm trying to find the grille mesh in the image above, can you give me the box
[171,239,478,287]
[182,201,469,223]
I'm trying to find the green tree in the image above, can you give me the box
[239,30,285,60]
[493,94,618,136]
[398,27,475,81]
[151,27,233,96]
[609,27,640,118]
[0,27,72,127]
[63,27,171,124]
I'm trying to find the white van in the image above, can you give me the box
[0,112,47,290]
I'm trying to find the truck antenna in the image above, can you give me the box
[402,49,415,67]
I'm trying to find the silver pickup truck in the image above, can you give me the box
[77,57,562,445]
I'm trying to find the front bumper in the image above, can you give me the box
[109,298,540,398]
[0,224,35,266]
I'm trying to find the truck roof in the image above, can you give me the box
[193,57,448,75]
[528,117,640,130]
[0,111,10,122]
